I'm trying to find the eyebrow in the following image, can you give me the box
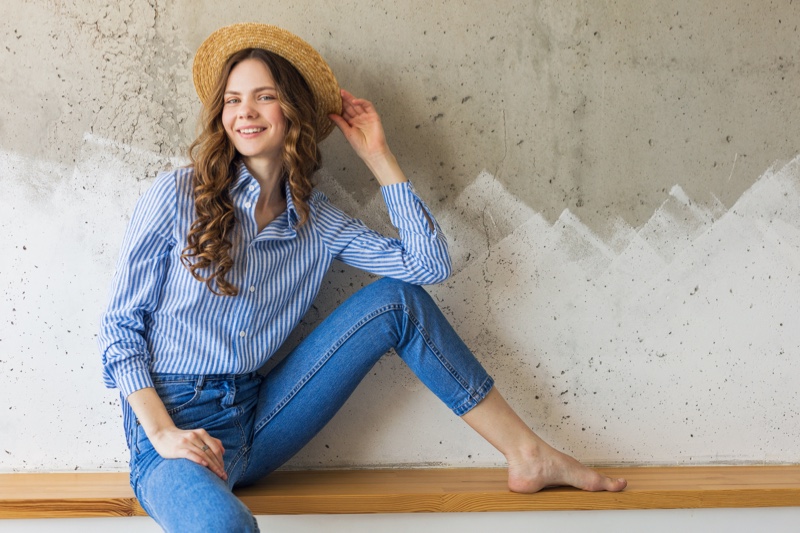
[224,86,277,95]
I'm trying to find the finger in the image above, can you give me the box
[184,449,227,480]
[194,445,227,480]
[345,98,370,119]
[196,440,225,474]
[329,115,360,144]
[205,439,226,472]
[340,88,356,103]
[341,90,373,113]
[207,435,225,457]
[340,90,357,109]
[194,430,224,453]
[191,430,227,478]
[351,98,375,115]
[340,90,373,120]
[192,429,224,454]
[340,98,360,121]
[329,113,351,133]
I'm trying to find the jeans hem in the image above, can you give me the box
[451,376,494,416]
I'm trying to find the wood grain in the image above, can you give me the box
[1,466,799,518]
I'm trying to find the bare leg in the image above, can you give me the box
[461,387,627,493]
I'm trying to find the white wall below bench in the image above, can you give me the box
[4,508,800,532]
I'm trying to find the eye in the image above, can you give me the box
[224,97,240,105]
[258,94,276,101]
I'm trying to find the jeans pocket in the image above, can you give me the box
[130,380,200,457]
[154,379,201,416]
[132,421,144,455]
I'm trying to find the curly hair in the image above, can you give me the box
[181,48,321,296]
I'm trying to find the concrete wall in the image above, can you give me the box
[1,0,798,472]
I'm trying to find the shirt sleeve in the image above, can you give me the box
[316,181,451,284]
[98,171,177,398]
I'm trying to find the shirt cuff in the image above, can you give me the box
[117,369,155,399]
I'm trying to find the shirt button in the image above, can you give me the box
[239,331,246,338]
[244,202,252,209]
[248,185,255,191]
[249,285,256,293]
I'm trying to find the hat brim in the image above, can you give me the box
[193,23,342,141]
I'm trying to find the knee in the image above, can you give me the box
[154,496,258,533]
[371,278,430,308]
[138,459,259,533]
[202,499,259,533]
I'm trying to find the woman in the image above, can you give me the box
[99,23,626,532]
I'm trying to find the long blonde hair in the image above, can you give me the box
[181,48,321,296]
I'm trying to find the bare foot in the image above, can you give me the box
[506,442,627,493]
[459,388,627,493]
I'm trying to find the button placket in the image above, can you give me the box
[244,188,255,210]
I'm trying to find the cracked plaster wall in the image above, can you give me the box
[1,0,798,471]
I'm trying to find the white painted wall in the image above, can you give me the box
[285,157,800,468]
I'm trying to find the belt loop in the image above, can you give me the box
[195,375,205,391]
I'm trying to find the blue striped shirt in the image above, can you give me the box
[98,163,451,398]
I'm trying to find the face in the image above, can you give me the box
[221,58,288,165]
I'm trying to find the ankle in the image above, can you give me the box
[505,440,546,467]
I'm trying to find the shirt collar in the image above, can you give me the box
[231,160,299,230]
[283,180,299,229]
[230,160,254,192]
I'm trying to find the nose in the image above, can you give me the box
[237,100,257,119]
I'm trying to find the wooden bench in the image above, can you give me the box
[1,466,799,519]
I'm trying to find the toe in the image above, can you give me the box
[605,476,627,491]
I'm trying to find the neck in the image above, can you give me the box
[242,156,284,203]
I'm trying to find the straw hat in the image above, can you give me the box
[193,23,342,140]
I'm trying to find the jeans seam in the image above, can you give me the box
[133,462,157,522]
[227,406,249,478]
[133,421,141,455]
[401,304,487,407]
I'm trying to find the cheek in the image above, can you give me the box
[270,106,287,131]
[221,109,235,135]
[274,113,288,136]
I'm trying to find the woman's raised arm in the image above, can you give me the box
[328,89,408,187]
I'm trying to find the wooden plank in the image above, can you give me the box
[0,499,142,519]
[0,473,134,499]
[1,466,799,519]
[0,473,147,518]
[236,466,800,514]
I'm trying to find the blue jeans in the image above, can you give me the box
[122,278,494,532]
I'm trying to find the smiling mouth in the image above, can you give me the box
[239,127,265,134]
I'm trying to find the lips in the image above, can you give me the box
[239,127,265,134]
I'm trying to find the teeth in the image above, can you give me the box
[240,128,264,134]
